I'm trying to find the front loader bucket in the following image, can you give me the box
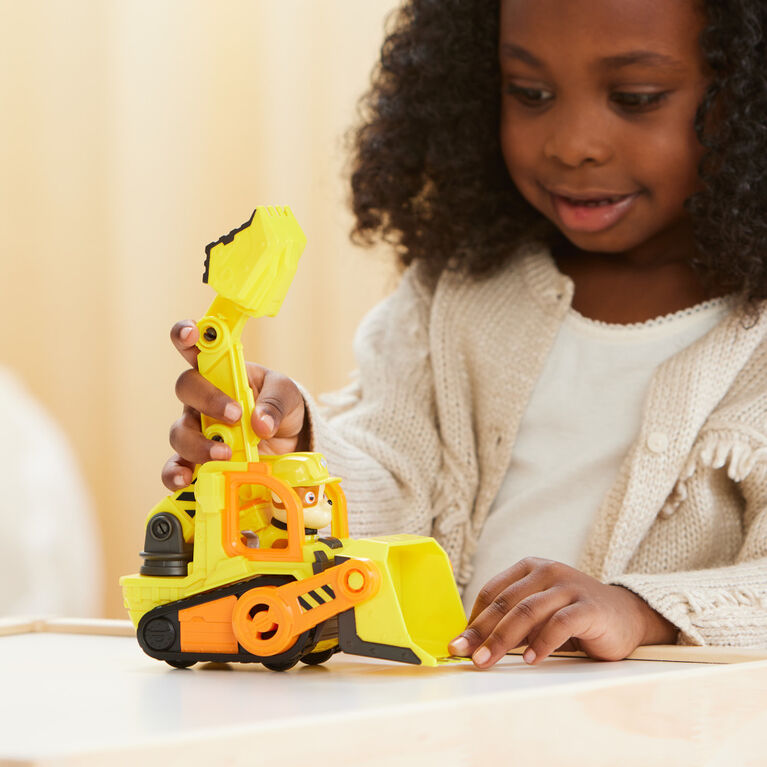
[339,535,467,666]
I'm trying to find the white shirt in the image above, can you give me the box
[462,298,731,611]
[0,368,103,616]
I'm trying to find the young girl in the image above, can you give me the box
[163,0,767,668]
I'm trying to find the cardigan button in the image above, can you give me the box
[647,431,669,454]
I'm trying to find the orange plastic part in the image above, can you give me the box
[327,482,349,539]
[232,557,381,656]
[222,463,305,561]
[179,595,239,654]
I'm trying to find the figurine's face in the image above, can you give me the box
[271,484,333,530]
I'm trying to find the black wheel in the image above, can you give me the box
[166,659,195,669]
[300,648,335,666]
[262,657,300,672]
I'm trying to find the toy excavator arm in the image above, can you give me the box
[196,207,307,464]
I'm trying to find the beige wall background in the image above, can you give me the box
[0,0,399,617]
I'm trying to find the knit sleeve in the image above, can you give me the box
[610,458,767,647]
[297,266,444,542]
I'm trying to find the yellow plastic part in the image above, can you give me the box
[120,206,467,668]
[259,452,341,488]
[340,535,467,665]
[204,206,305,319]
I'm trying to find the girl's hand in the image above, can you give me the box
[449,557,678,668]
[161,320,310,490]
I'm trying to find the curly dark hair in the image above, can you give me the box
[349,0,767,300]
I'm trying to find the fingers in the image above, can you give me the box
[175,369,242,424]
[449,558,632,669]
[171,321,201,368]
[522,604,598,665]
[162,452,196,490]
[168,405,233,467]
[467,558,539,624]
[450,558,589,667]
[450,565,540,658]
[247,364,306,441]
[173,359,307,461]
[472,584,575,667]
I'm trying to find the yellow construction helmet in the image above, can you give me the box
[259,452,341,488]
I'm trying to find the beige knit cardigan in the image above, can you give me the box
[303,247,767,647]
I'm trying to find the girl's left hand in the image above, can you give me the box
[448,557,678,668]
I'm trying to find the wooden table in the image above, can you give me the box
[2,618,766,766]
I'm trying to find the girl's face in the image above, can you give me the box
[499,0,709,264]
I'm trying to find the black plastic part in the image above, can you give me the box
[270,518,318,535]
[166,659,196,669]
[317,536,343,549]
[136,574,323,669]
[298,596,312,611]
[312,550,331,574]
[143,616,176,651]
[300,647,337,666]
[262,657,300,672]
[173,483,197,519]
[202,249,211,284]
[338,609,421,665]
[139,513,193,576]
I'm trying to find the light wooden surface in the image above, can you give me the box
[0,617,135,638]
[2,619,767,766]
[507,642,767,664]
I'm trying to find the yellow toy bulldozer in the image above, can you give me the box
[120,207,466,670]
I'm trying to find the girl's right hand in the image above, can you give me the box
[161,320,310,491]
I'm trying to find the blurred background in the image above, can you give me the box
[0,0,399,617]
